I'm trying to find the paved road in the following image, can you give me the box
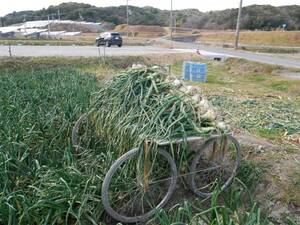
[198,45,300,69]
[1,43,299,69]
[0,45,181,57]
[164,40,300,69]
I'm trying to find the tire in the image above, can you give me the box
[106,41,111,47]
[102,148,178,223]
[189,134,241,198]
[118,44,122,47]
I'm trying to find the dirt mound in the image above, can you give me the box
[50,23,105,33]
[115,25,166,37]
[236,134,282,152]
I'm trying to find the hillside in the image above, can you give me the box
[1,2,300,30]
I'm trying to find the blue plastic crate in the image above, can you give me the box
[182,61,192,80]
[182,61,206,82]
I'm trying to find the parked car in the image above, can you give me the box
[95,32,123,47]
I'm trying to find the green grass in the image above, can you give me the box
[0,56,147,72]
[241,46,300,54]
[255,128,284,140]
[236,161,264,189]
[292,172,300,188]
[0,39,93,46]
[246,74,267,82]
[268,80,292,92]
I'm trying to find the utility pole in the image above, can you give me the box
[79,12,83,21]
[47,15,51,38]
[58,10,61,20]
[126,0,129,37]
[8,43,12,57]
[170,0,173,40]
[235,0,243,50]
[23,15,27,33]
[174,11,176,34]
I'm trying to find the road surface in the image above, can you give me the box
[0,45,180,57]
[0,44,299,69]
[164,40,300,69]
[197,45,300,69]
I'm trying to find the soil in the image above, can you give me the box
[236,133,283,152]
[237,133,300,224]
[115,25,167,38]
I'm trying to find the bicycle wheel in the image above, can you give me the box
[189,134,241,198]
[101,148,178,223]
[71,113,92,153]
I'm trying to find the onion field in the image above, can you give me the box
[0,67,110,224]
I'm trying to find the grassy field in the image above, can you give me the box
[0,56,299,224]
[197,31,300,48]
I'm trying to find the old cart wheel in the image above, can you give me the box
[189,134,241,198]
[101,148,178,223]
[71,114,92,153]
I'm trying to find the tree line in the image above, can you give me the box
[1,2,300,30]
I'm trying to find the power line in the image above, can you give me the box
[47,15,50,38]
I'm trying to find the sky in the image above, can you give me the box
[1,0,299,17]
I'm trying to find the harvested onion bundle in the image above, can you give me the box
[90,67,226,155]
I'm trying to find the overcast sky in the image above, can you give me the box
[1,0,299,17]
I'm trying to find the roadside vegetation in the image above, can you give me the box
[0,37,151,47]
[0,56,299,224]
[0,39,93,46]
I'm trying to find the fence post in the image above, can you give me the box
[8,43,12,57]
[97,46,101,64]
[103,45,106,63]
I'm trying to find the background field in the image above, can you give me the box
[196,31,300,47]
